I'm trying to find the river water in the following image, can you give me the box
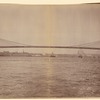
[0,56,100,98]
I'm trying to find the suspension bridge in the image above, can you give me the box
[0,38,100,50]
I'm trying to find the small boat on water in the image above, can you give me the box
[50,55,56,57]
[50,52,56,57]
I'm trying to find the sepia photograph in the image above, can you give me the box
[0,0,100,98]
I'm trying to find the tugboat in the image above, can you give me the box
[50,52,56,57]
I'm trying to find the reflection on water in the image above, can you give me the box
[0,56,100,98]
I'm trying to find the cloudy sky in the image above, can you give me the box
[0,4,100,53]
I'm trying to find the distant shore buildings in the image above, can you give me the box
[0,51,42,57]
[0,51,100,58]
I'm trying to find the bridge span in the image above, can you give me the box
[0,38,100,50]
[0,45,100,50]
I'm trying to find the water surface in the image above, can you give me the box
[0,56,100,98]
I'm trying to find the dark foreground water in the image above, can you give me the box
[0,56,100,98]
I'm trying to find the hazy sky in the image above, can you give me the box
[0,4,100,53]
